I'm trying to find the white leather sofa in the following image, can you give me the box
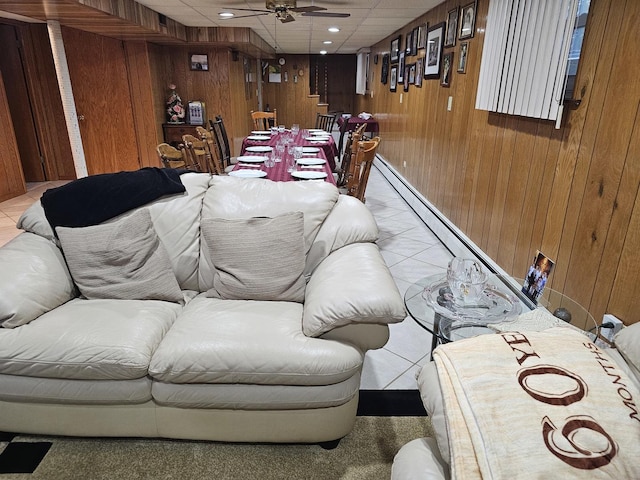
[0,173,406,445]
[391,324,640,479]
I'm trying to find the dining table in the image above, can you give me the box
[337,115,380,135]
[232,129,337,185]
[241,129,338,171]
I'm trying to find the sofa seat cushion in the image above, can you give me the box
[149,295,363,385]
[0,373,152,404]
[0,298,181,380]
[152,374,360,410]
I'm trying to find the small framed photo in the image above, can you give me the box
[190,53,209,71]
[390,36,401,63]
[381,54,390,84]
[390,66,398,92]
[418,23,428,50]
[521,251,555,304]
[405,30,413,55]
[403,65,411,92]
[441,52,453,87]
[459,1,477,40]
[424,22,445,79]
[458,42,469,73]
[398,51,406,83]
[411,27,419,55]
[415,58,424,87]
[445,7,459,48]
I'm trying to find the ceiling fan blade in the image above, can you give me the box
[223,7,272,13]
[290,6,326,13]
[279,14,296,23]
[301,12,351,18]
[221,12,270,19]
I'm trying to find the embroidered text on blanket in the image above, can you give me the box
[499,332,623,470]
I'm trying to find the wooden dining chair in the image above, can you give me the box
[209,116,237,173]
[196,126,224,174]
[345,136,381,202]
[315,113,337,133]
[251,110,277,131]
[181,134,207,172]
[336,123,368,187]
[156,143,187,169]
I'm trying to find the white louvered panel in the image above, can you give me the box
[47,20,88,178]
[476,0,579,123]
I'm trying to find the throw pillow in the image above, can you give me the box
[614,322,640,379]
[56,209,183,302]
[202,212,306,302]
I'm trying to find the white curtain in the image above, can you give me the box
[476,0,579,123]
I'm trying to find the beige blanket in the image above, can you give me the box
[433,327,640,479]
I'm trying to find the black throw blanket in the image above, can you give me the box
[41,167,187,230]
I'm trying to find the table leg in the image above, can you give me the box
[430,313,442,361]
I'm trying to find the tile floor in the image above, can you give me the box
[0,167,449,392]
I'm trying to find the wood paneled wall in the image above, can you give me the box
[150,45,258,156]
[355,0,640,325]
[0,69,25,202]
[262,55,328,128]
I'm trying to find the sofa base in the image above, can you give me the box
[0,395,358,444]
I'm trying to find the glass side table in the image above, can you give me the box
[405,273,596,358]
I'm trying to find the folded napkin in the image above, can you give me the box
[358,112,372,120]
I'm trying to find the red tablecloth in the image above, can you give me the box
[337,115,379,134]
[241,131,337,171]
[234,132,336,185]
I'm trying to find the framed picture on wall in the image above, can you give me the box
[411,27,419,55]
[424,22,445,79]
[458,42,469,73]
[404,64,411,92]
[441,52,453,87]
[418,23,428,49]
[415,58,424,86]
[445,7,459,48]
[190,53,209,71]
[390,66,398,92]
[391,36,401,63]
[459,1,477,40]
[381,54,390,84]
[398,51,406,83]
[405,30,413,55]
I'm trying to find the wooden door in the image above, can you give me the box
[0,24,45,181]
[61,27,140,175]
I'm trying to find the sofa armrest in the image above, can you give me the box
[417,362,450,465]
[0,233,76,328]
[320,323,390,352]
[303,243,406,337]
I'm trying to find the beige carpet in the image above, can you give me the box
[0,417,433,480]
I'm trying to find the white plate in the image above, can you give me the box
[246,146,273,153]
[229,169,268,178]
[237,155,267,163]
[305,137,329,142]
[246,135,271,141]
[251,130,271,135]
[297,158,326,166]
[308,129,325,134]
[291,171,328,180]
[301,147,320,153]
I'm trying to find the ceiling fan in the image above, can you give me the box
[222,1,350,23]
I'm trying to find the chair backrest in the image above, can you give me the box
[156,143,187,169]
[337,130,362,187]
[336,115,351,156]
[251,110,277,131]
[346,136,381,202]
[209,116,231,169]
[196,126,224,174]
[181,134,206,172]
[315,113,337,133]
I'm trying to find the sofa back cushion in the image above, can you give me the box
[56,209,183,302]
[614,323,640,381]
[198,176,338,292]
[202,212,306,302]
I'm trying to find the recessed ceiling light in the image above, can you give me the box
[328,27,340,33]
[219,12,234,18]
[323,40,332,45]
[320,50,328,55]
